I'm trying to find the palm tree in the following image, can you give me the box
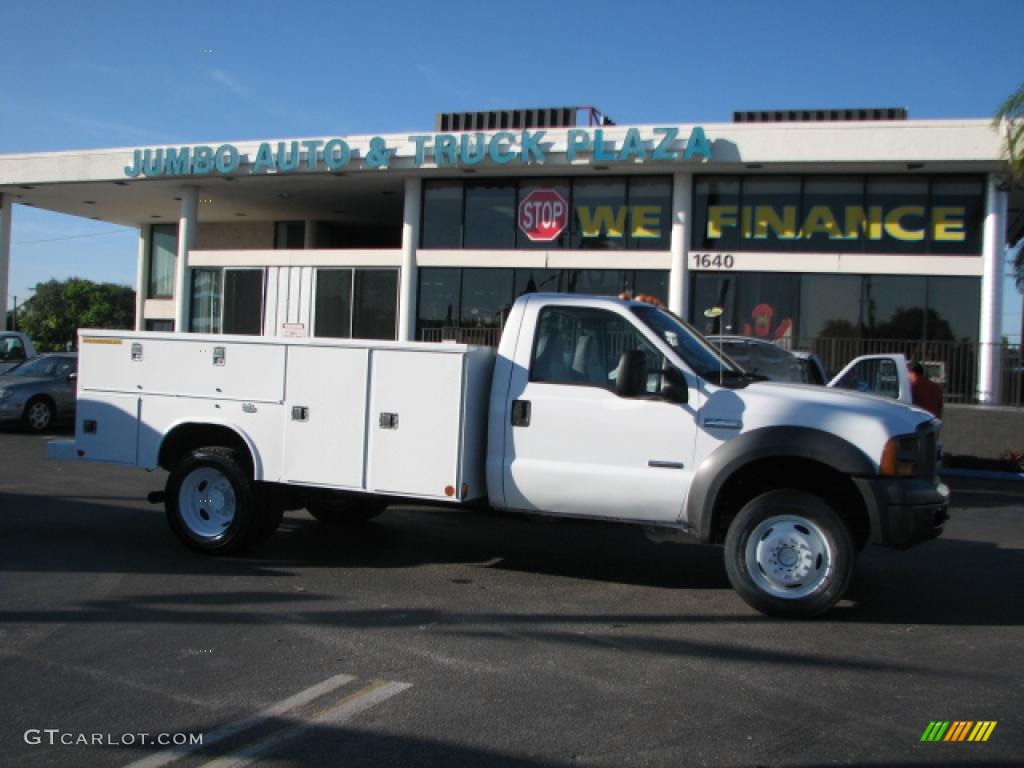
[994,83,1024,289]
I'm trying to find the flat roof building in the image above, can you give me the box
[0,107,1020,402]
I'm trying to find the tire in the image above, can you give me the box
[165,446,263,554]
[306,494,386,526]
[723,489,855,618]
[22,397,54,433]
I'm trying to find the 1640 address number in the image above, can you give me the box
[692,253,735,269]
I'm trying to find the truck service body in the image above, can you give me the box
[50,293,948,617]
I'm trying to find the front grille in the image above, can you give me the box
[919,422,938,480]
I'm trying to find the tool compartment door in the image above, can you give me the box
[367,350,464,498]
[282,346,369,488]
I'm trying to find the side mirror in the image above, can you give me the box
[68,372,78,382]
[615,350,648,398]
[661,366,689,404]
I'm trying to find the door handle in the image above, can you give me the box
[511,400,531,427]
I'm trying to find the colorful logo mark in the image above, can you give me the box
[921,721,997,742]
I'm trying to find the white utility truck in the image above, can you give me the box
[49,294,948,617]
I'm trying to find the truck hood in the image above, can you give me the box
[699,380,935,469]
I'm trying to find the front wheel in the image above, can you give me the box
[166,447,261,554]
[724,489,855,618]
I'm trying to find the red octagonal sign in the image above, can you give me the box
[518,189,569,242]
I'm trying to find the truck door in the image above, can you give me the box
[502,303,697,523]
[828,354,911,404]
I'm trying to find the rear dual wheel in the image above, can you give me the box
[166,447,282,554]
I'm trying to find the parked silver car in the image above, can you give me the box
[0,353,77,432]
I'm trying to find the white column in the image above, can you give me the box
[398,177,422,341]
[174,186,198,332]
[668,172,692,318]
[135,225,149,330]
[0,194,10,330]
[978,175,1007,403]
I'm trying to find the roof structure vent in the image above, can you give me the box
[732,107,908,123]
[435,106,615,132]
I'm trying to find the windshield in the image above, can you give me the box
[5,356,75,378]
[631,305,742,380]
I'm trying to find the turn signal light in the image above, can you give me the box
[880,436,918,477]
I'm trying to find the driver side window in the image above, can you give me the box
[530,306,665,393]
[0,337,26,362]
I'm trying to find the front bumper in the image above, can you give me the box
[854,476,950,548]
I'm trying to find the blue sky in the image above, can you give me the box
[3,0,1022,337]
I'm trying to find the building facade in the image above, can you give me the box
[0,108,1018,402]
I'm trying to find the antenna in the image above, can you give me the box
[704,306,724,385]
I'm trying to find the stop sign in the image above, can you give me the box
[518,189,569,242]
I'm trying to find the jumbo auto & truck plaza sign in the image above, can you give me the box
[123,126,714,178]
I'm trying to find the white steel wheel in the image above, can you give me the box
[724,489,855,619]
[745,515,832,599]
[178,466,237,541]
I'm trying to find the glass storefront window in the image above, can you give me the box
[925,276,980,343]
[416,268,461,335]
[464,181,516,249]
[421,181,463,248]
[274,221,305,249]
[929,177,984,256]
[189,269,222,333]
[353,270,398,340]
[741,177,802,253]
[627,177,672,250]
[314,268,353,338]
[693,177,741,252]
[148,224,177,299]
[571,179,627,249]
[314,268,397,340]
[693,175,983,255]
[222,270,264,335]
[799,275,862,338]
[461,268,514,329]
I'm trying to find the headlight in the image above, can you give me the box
[880,434,919,477]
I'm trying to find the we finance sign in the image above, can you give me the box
[123,127,713,178]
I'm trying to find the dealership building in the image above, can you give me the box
[0,106,1020,402]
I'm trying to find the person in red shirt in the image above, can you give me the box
[908,361,944,418]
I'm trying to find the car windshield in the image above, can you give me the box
[631,305,742,380]
[5,356,74,378]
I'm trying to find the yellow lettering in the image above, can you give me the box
[884,206,925,241]
[576,206,627,238]
[630,206,661,238]
[741,206,752,239]
[753,206,797,239]
[932,206,966,241]
[707,205,737,239]
[800,206,842,239]
[844,206,884,240]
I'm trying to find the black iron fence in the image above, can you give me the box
[420,325,1024,407]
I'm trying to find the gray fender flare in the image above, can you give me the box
[684,427,876,543]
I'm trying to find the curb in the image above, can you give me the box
[939,468,1024,482]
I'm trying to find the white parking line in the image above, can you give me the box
[197,680,412,768]
[120,672,356,768]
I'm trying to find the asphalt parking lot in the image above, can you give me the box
[0,427,1021,767]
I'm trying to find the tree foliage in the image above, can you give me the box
[19,278,135,352]
[994,82,1024,290]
